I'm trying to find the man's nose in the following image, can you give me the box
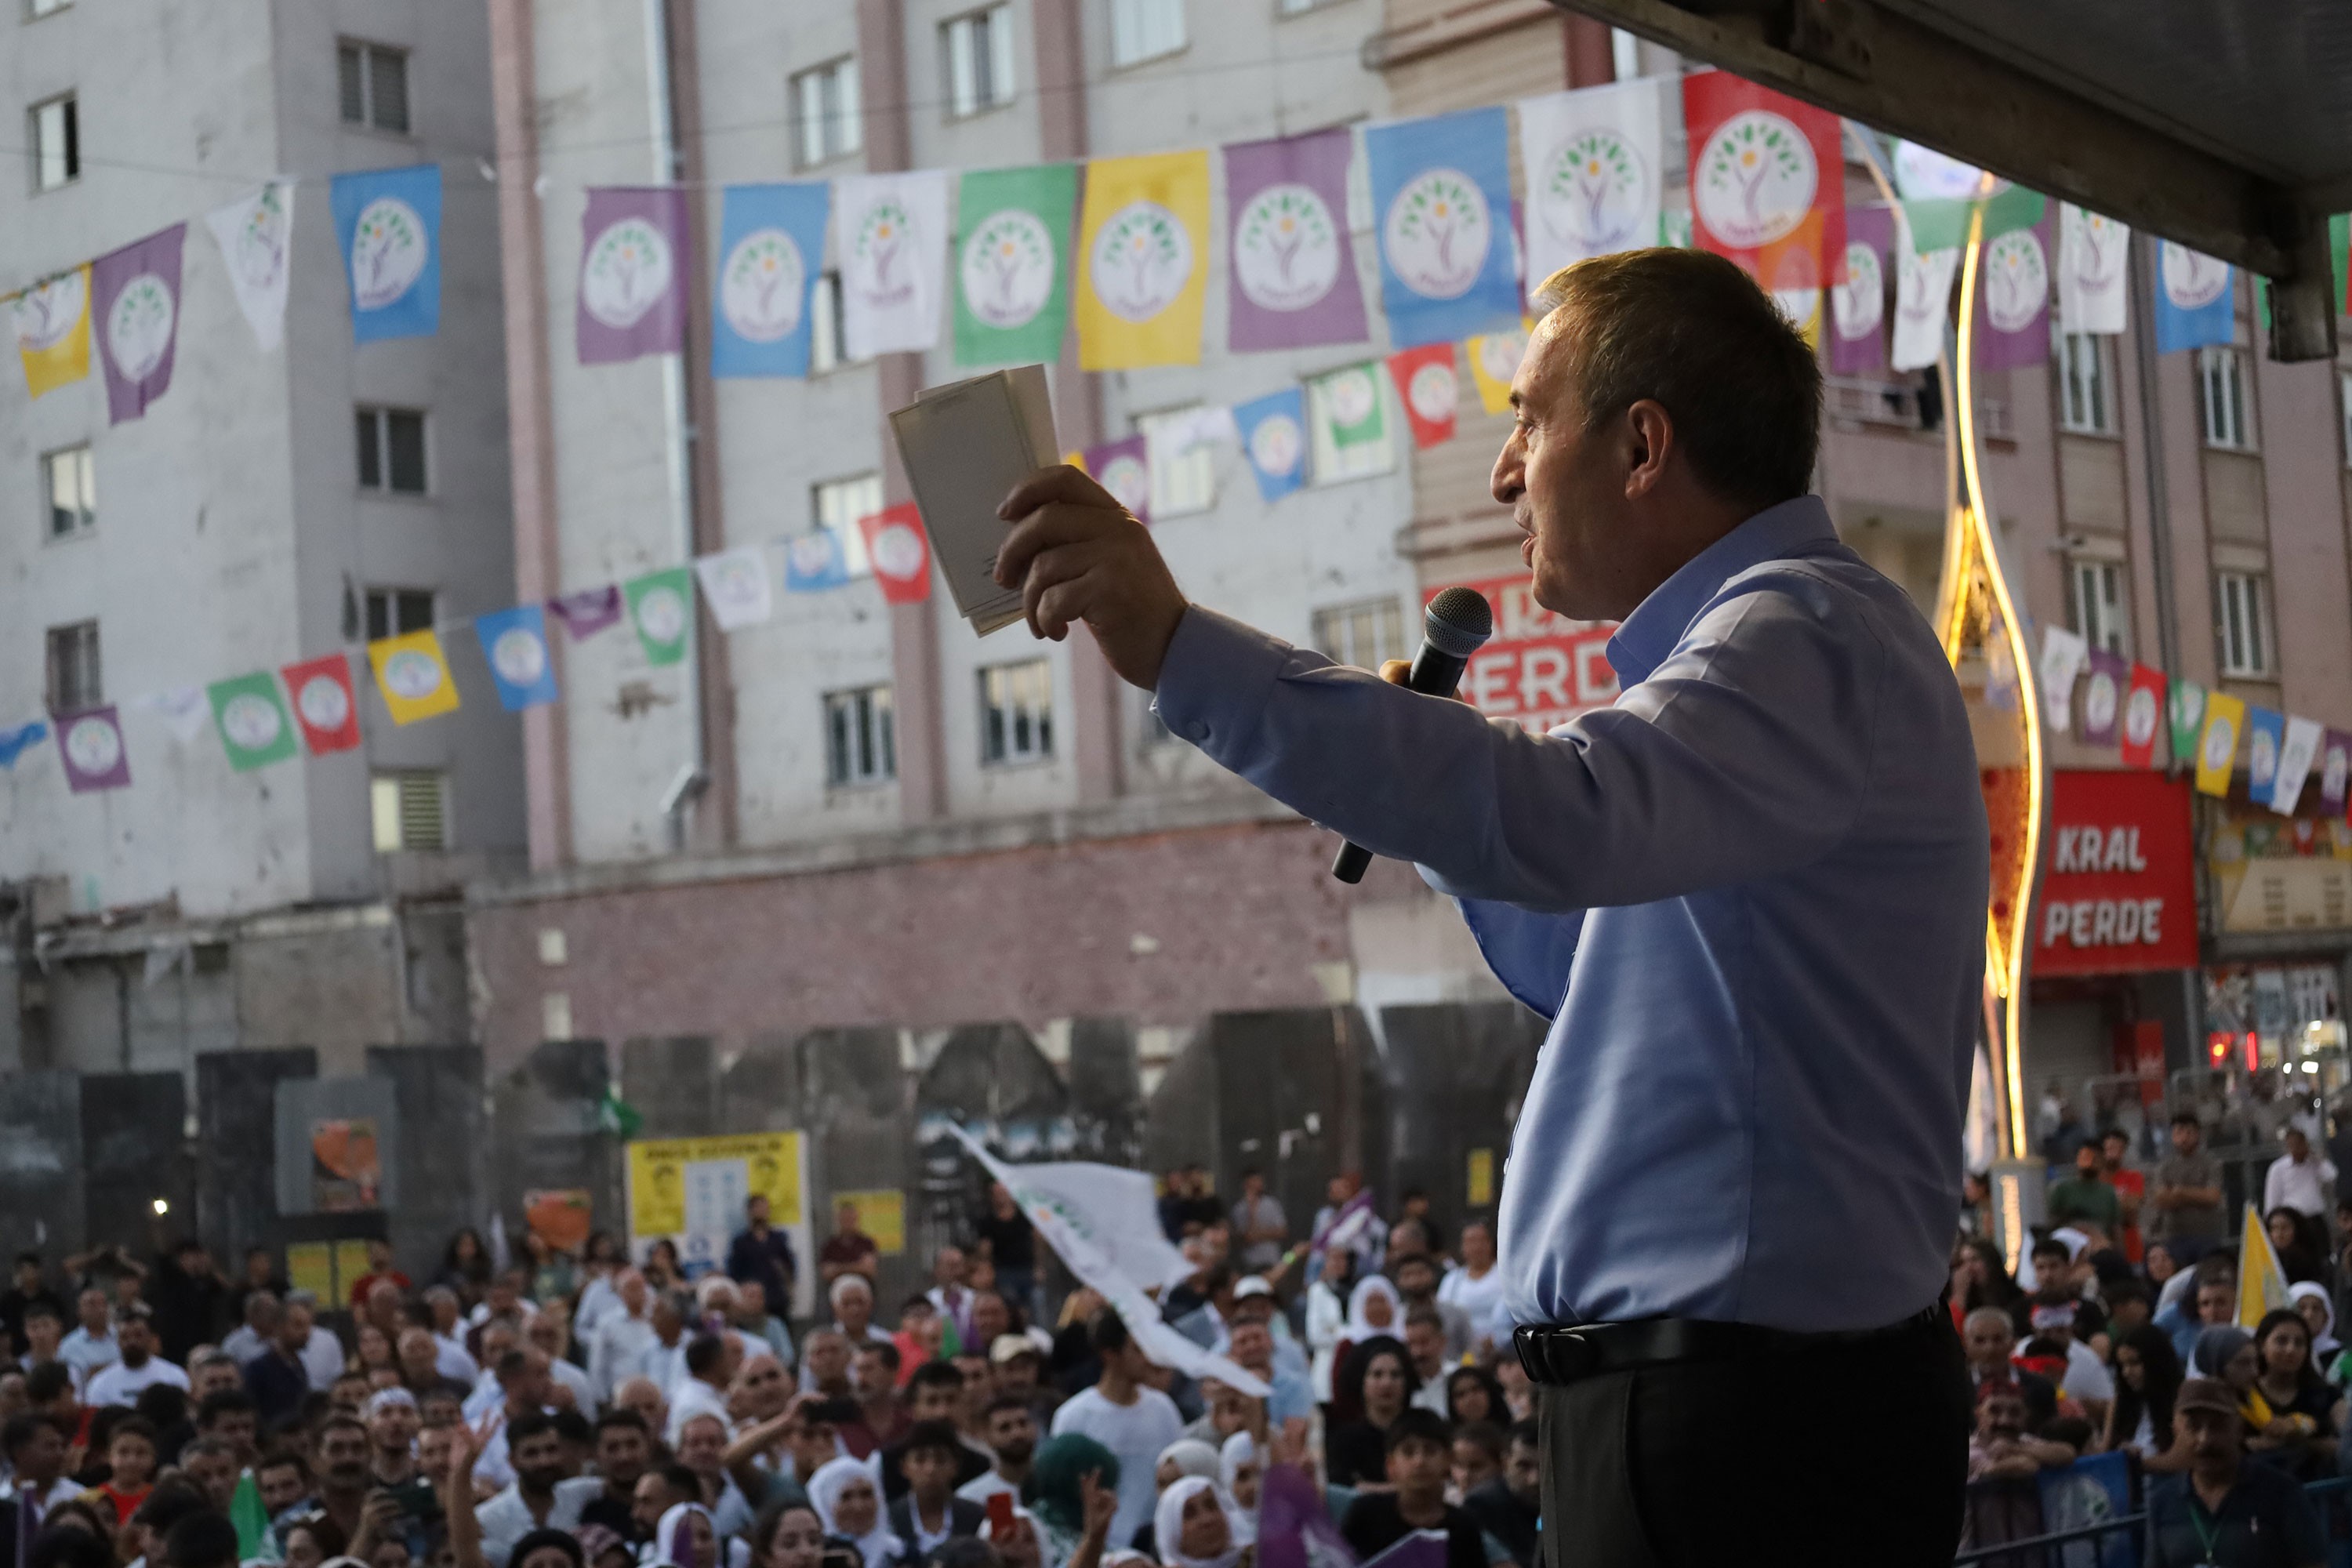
[1491,439,1524,506]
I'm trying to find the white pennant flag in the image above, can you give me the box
[1517,78,1667,286]
[1892,238,1961,372]
[2273,716,2324,815]
[693,546,775,631]
[2057,205,2130,335]
[833,171,950,359]
[2039,625,2089,735]
[204,180,297,352]
[139,687,213,743]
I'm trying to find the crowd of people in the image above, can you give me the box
[0,1171,1534,1568]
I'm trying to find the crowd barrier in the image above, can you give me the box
[1955,1466,2350,1566]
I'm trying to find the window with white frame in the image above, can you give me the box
[793,58,862,167]
[2199,346,2253,449]
[979,659,1054,765]
[809,273,849,372]
[365,586,435,641]
[1311,597,1408,671]
[2067,557,2129,656]
[356,407,428,495]
[1138,408,1216,517]
[337,41,409,133]
[815,474,883,577]
[2057,332,2115,435]
[1109,0,1185,66]
[371,771,448,851]
[45,620,99,713]
[2216,570,2270,678]
[44,445,93,540]
[31,94,77,191]
[942,6,1016,117]
[824,685,896,786]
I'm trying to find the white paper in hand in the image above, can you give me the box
[888,365,1058,635]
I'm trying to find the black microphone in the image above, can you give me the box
[1330,585,1494,884]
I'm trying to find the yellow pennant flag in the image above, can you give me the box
[1074,151,1210,371]
[10,265,93,398]
[1465,329,1528,416]
[2237,1202,2292,1327]
[367,629,462,725]
[2194,690,2245,797]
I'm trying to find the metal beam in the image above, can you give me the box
[1550,0,2337,360]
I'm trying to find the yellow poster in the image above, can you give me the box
[11,266,92,399]
[287,1241,333,1303]
[626,1131,804,1243]
[2195,691,2246,797]
[367,629,462,725]
[1074,151,1211,371]
[1464,332,1526,416]
[331,1240,372,1308]
[1465,1149,1494,1208]
[833,1189,906,1255]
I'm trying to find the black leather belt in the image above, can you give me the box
[1513,1302,1946,1387]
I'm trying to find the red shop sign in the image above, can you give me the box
[2034,770,2198,976]
[1425,575,1618,733]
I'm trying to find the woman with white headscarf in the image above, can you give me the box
[808,1456,904,1568]
[1153,1439,1222,1490]
[2288,1280,2344,1376]
[651,1503,720,1568]
[1152,1477,1244,1568]
[1218,1432,1263,1544]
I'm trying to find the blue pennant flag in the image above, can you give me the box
[1363,107,1523,347]
[1233,387,1308,503]
[0,718,49,768]
[784,530,851,591]
[2152,241,2234,354]
[712,183,832,378]
[2245,704,2285,800]
[332,164,443,343]
[474,604,560,712]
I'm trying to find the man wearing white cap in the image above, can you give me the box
[2016,1302,2113,1412]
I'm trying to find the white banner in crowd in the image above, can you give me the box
[204,180,297,353]
[947,1124,1270,1398]
[1517,78,1666,285]
[834,171,951,360]
[2056,204,2130,336]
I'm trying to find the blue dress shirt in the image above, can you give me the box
[1154,495,1988,1332]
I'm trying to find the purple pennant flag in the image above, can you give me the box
[2079,649,2127,746]
[2320,730,2352,813]
[1086,435,1151,524]
[1974,209,2055,371]
[1224,130,1369,353]
[548,585,624,640]
[54,706,131,793]
[1830,205,1892,376]
[90,223,187,425]
[576,188,691,365]
[1258,1465,1357,1568]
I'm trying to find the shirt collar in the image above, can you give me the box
[1603,495,1838,687]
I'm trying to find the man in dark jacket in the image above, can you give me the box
[885,1422,985,1556]
[1461,1420,1541,1568]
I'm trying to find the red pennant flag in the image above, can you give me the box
[1680,71,1847,292]
[860,503,932,605]
[1388,342,1459,449]
[281,652,361,754]
[2118,662,2167,769]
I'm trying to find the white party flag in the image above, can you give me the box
[2273,715,2324,815]
[1892,237,1961,372]
[833,171,951,359]
[2039,625,2089,734]
[204,180,297,352]
[693,546,775,631]
[1517,78,1666,286]
[139,687,214,743]
[2057,205,2130,335]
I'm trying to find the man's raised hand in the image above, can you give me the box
[994,465,1188,690]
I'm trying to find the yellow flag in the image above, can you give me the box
[10,265,93,398]
[367,629,461,725]
[2194,691,2245,797]
[1465,331,1527,415]
[2237,1202,2292,1327]
[1074,151,1210,371]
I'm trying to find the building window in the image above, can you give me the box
[2199,346,2252,450]
[45,620,100,713]
[815,474,883,576]
[2067,557,2129,656]
[1109,0,1185,66]
[1138,407,1216,517]
[371,771,448,852]
[356,407,427,495]
[2056,332,2114,435]
[1311,597,1408,670]
[825,685,897,786]
[942,6,1016,117]
[31,95,77,191]
[792,57,862,167]
[2216,570,2270,678]
[336,41,409,134]
[365,586,436,641]
[809,273,850,372]
[979,659,1054,765]
[43,445,94,540]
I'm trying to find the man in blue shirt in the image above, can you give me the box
[992,247,1981,1565]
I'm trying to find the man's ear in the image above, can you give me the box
[1624,400,1673,499]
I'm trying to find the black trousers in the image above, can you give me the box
[1536,1308,1971,1567]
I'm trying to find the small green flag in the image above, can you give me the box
[2332,214,2350,311]
[231,1468,272,1560]
[1978,186,2045,240]
[2169,679,2207,768]
[598,1087,643,1138]
[953,164,1078,368]
[1314,364,1385,450]
[1900,198,1972,254]
[623,567,694,667]
[208,671,299,771]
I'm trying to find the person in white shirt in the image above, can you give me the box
[283,1294,344,1390]
[471,1348,561,1493]
[1047,1312,1182,1550]
[83,1309,189,1409]
[826,1276,894,1351]
[2016,1304,2114,1410]
[588,1269,658,1406]
[423,1287,482,1384]
[56,1289,117,1393]
[525,1308,594,1411]
[219,1292,278,1368]
[2264,1126,2339,1219]
[473,1409,603,1568]
[466,1325,528,1421]
[665,1334,739,1445]
[1434,1221,1507,1355]
[953,1395,1036,1508]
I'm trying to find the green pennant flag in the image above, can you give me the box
[624,567,694,666]
[1901,198,1972,254]
[597,1087,643,1138]
[953,164,1078,368]
[231,1468,272,1560]
[2333,213,2350,311]
[2169,678,2207,768]
[1314,363,1385,449]
[1979,186,2046,239]
[208,671,299,771]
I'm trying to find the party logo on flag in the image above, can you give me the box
[1367,110,1519,347]
[785,530,851,592]
[1893,238,1960,372]
[1322,365,1384,447]
[2169,680,2207,768]
[368,630,460,725]
[1234,388,1308,503]
[57,706,129,793]
[209,673,298,771]
[578,189,688,364]
[713,182,830,378]
[92,225,187,425]
[2120,664,2166,768]
[837,172,951,358]
[2194,691,2243,797]
[282,654,361,753]
[549,585,624,640]
[583,218,673,328]
[350,198,429,309]
[2163,245,2230,312]
[625,568,694,666]
[1391,344,1458,448]
[720,227,806,342]
[2059,205,2129,333]
[1087,436,1152,524]
[1467,328,1528,414]
[2245,706,2283,797]
[332,165,442,342]
[1233,184,1341,312]
[2273,716,2322,815]
[1076,152,1210,368]
[1537,127,1648,253]
[141,688,212,743]
[1692,109,1817,251]
[1520,79,1664,277]
[954,164,1077,365]
[1976,212,2053,368]
[1383,169,1493,301]
[2319,731,2352,812]
[1091,201,1193,322]
[2079,651,2125,747]
[1224,131,1366,353]
[962,209,1058,329]
[694,548,774,631]
[475,605,559,712]
[860,504,931,605]
[2155,242,2233,354]
[12,267,91,398]
[1830,205,1890,375]
[206,180,296,352]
